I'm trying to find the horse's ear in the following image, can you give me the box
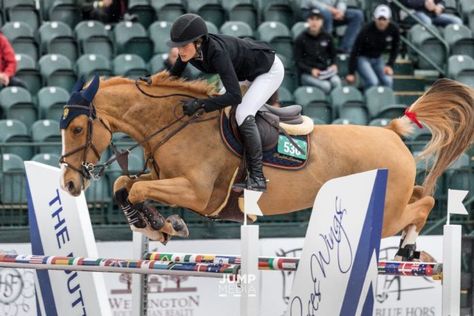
[70,76,85,93]
[82,74,100,103]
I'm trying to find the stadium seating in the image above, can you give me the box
[38,21,78,62]
[48,0,81,28]
[76,54,113,79]
[30,119,61,155]
[222,0,258,29]
[149,53,168,73]
[37,86,69,121]
[4,0,40,32]
[444,24,474,57]
[1,22,39,60]
[257,22,293,59]
[39,54,77,91]
[294,86,332,124]
[31,153,60,167]
[259,0,295,28]
[128,0,156,28]
[151,0,186,22]
[113,54,149,78]
[114,21,153,61]
[291,22,307,39]
[1,153,27,203]
[205,21,219,34]
[278,86,294,106]
[220,21,254,38]
[0,86,36,127]
[364,86,397,118]
[187,0,226,28]
[15,54,42,95]
[0,119,32,160]
[149,21,172,54]
[75,20,115,59]
[408,24,447,70]
[448,55,474,87]
[330,86,368,125]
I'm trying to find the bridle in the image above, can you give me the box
[59,77,216,186]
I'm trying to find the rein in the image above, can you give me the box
[61,77,217,182]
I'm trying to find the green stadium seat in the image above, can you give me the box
[75,20,115,59]
[86,176,111,203]
[257,22,293,59]
[15,54,42,95]
[4,0,40,32]
[0,86,36,127]
[448,55,474,87]
[330,86,367,125]
[188,0,226,28]
[111,132,145,165]
[260,0,295,28]
[294,86,332,124]
[222,0,258,29]
[149,53,168,73]
[149,21,172,54]
[408,24,447,70]
[48,0,81,28]
[460,0,474,21]
[205,21,219,34]
[332,118,357,125]
[31,120,61,156]
[1,22,38,60]
[39,54,77,91]
[446,167,473,209]
[0,119,32,160]
[291,22,307,40]
[1,153,27,203]
[277,54,298,92]
[76,54,113,79]
[330,86,364,109]
[448,153,470,170]
[364,86,397,118]
[114,21,153,61]
[312,117,326,125]
[335,54,350,77]
[31,153,60,167]
[37,86,69,121]
[113,54,149,78]
[406,126,431,153]
[369,118,390,127]
[444,24,474,57]
[220,21,254,38]
[108,152,145,183]
[151,0,186,22]
[39,21,78,62]
[128,0,156,28]
[278,86,294,106]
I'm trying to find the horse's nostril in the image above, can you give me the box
[67,181,75,192]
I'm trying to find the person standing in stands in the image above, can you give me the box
[300,0,364,53]
[0,32,25,88]
[346,5,400,89]
[294,9,341,93]
[400,0,462,26]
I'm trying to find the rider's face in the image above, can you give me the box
[178,42,196,62]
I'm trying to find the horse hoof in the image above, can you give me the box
[166,214,189,238]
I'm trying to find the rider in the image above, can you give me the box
[165,13,284,192]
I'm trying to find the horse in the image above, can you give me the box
[60,72,473,260]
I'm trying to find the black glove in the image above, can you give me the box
[182,99,204,116]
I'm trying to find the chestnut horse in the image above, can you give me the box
[60,73,473,259]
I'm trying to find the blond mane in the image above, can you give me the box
[98,71,216,96]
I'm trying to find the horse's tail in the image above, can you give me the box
[386,78,474,196]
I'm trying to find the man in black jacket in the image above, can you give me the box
[400,0,462,26]
[346,5,400,89]
[294,9,341,93]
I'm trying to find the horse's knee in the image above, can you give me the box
[128,182,147,204]
[113,175,133,193]
[409,185,425,203]
[413,196,435,230]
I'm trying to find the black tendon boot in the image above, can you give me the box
[233,115,267,192]
[115,188,147,228]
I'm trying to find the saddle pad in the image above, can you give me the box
[220,111,311,170]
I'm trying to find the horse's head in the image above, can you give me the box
[60,75,112,196]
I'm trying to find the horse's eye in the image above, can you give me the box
[73,127,83,134]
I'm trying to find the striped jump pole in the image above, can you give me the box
[145,252,443,279]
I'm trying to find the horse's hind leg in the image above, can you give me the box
[395,185,435,261]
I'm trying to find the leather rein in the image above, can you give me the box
[60,77,216,184]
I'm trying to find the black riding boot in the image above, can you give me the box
[233,115,267,192]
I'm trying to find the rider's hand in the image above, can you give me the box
[182,99,204,116]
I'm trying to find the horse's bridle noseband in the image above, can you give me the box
[60,77,217,186]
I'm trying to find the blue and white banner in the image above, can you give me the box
[285,169,387,316]
[24,161,111,316]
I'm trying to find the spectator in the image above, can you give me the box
[0,32,25,88]
[301,0,364,53]
[346,5,400,89]
[163,47,194,80]
[82,0,132,24]
[400,0,462,26]
[295,9,341,93]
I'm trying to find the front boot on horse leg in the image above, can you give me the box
[233,115,267,192]
[115,188,147,229]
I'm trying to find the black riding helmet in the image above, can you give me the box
[167,13,208,48]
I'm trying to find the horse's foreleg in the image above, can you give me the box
[127,177,211,241]
[395,185,435,261]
